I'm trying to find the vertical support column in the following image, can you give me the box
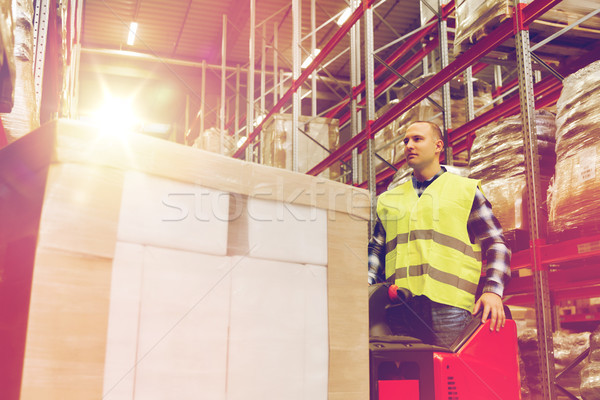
[513,2,556,399]
[464,65,475,159]
[261,24,266,118]
[350,0,360,184]
[201,60,206,135]
[221,14,227,155]
[311,0,317,117]
[438,0,452,165]
[273,22,279,105]
[69,0,84,119]
[364,1,377,235]
[33,0,51,117]
[185,94,190,140]
[235,64,240,144]
[494,64,503,93]
[292,0,301,172]
[247,0,256,161]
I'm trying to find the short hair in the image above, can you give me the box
[411,121,443,142]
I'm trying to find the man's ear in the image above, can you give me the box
[435,139,444,153]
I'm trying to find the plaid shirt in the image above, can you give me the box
[368,168,511,297]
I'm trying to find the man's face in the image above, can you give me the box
[403,123,443,170]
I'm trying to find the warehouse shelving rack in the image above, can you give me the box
[225,0,600,398]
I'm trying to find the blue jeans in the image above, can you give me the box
[386,295,473,347]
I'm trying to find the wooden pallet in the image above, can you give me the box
[454,12,511,56]
[547,220,600,245]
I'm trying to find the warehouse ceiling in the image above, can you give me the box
[77,0,600,144]
[78,0,423,137]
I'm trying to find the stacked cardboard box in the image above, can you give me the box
[192,127,236,156]
[261,114,340,180]
[454,0,600,55]
[0,120,370,400]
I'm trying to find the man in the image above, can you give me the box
[368,121,511,347]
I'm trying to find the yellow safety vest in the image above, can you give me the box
[377,172,482,312]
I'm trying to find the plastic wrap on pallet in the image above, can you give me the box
[192,127,236,157]
[519,328,590,399]
[469,111,556,231]
[581,327,600,400]
[454,0,532,56]
[548,60,600,235]
[469,111,556,181]
[542,0,600,31]
[0,0,14,113]
[261,114,340,180]
[2,0,38,143]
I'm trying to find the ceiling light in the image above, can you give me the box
[301,49,321,69]
[237,136,247,148]
[127,22,138,46]
[336,8,352,26]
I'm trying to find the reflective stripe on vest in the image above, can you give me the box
[376,172,483,312]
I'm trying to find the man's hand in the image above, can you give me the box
[473,292,505,332]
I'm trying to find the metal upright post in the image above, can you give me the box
[185,94,190,140]
[350,0,360,184]
[273,22,279,105]
[464,66,475,121]
[513,1,556,399]
[364,1,377,235]
[201,59,206,135]
[494,64,503,93]
[311,0,317,117]
[464,65,475,159]
[235,64,241,143]
[33,0,50,117]
[292,0,301,172]
[221,14,227,154]
[438,0,452,165]
[247,0,256,161]
[261,24,266,118]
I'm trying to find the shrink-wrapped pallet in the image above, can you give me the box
[548,60,600,235]
[454,0,529,55]
[469,111,556,231]
[0,119,370,400]
[519,328,590,399]
[454,0,600,55]
[261,114,340,180]
[581,328,600,400]
[1,0,38,143]
[192,127,236,156]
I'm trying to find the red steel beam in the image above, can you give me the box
[472,62,488,76]
[308,11,516,176]
[233,0,375,158]
[492,77,518,98]
[308,0,562,176]
[510,234,600,270]
[356,75,562,189]
[337,36,440,128]
[325,0,456,121]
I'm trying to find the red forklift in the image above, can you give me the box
[369,283,521,400]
